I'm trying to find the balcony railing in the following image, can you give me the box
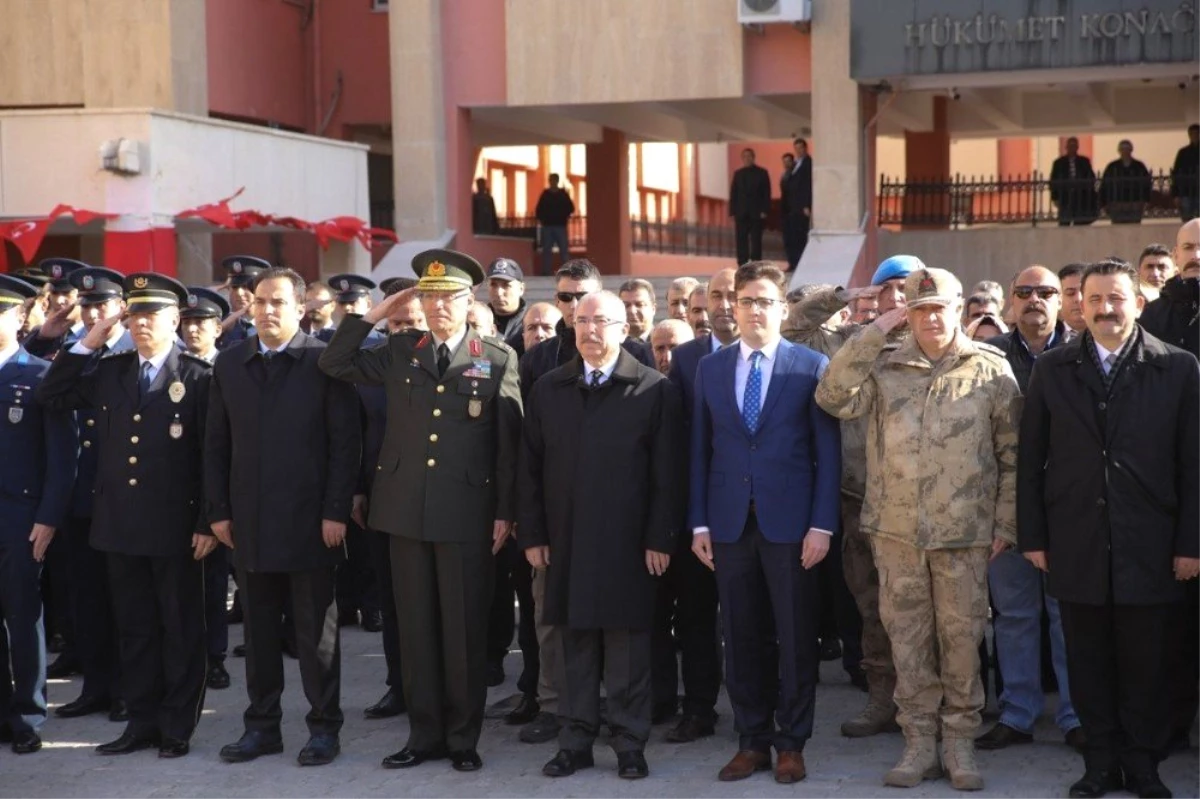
[494,215,588,248]
[878,170,1187,228]
[631,218,786,261]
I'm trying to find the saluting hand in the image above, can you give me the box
[525,545,550,569]
[692,532,715,571]
[29,524,55,562]
[211,520,234,549]
[192,534,217,560]
[80,313,122,350]
[1174,556,1199,581]
[362,289,411,325]
[645,550,670,577]
[322,520,347,549]
[800,530,830,570]
[38,302,78,340]
[871,307,908,335]
[492,520,513,555]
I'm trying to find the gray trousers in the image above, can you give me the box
[559,627,652,753]
[532,568,565,713]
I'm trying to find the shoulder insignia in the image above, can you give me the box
[179,351,212,367]
[973,342,1007,358]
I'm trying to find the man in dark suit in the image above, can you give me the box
[206,267,361,767]
[0,275,76,755]
[783,139,813,271]
[652,267,738,744]
[1018,259,1199,799]
[319,249,522,773]
[38,273,213,758]
[519,291,682,780]
[690,262,841,784]
[1049,137,1099,226]
[729,149,772,266]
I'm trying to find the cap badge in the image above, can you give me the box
[340,279,349,290]
[51,265,63,279]
[81,275,95,290]
[232,261,243,273]
[917,273,937,297]
[187,294,198,308]
[133,276,149,289]
[427,262,446,278]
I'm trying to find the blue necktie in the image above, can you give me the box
[138,361,153,397]
[742,351,763,433]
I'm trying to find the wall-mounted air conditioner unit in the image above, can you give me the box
[738,0,812,26]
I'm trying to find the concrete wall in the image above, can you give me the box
[504,0,744,105]
[877,220,1182,289]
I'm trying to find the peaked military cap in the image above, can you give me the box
[413,248,484,293]
[71,267,126,306]
[328,273,377,304]
[39,258,89,291]
[0,275,38,308]
[221,255,271,288]
[181,286,231,319]
[124,273,188,313]
[904,268,963,309]
[13,267,49,289]
[379,276,417,296]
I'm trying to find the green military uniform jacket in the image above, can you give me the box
[319,315,522,543]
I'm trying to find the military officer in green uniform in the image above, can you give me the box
[319,249,521,773]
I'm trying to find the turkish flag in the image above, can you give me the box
[0,217,55,262]
[177,187,246,229]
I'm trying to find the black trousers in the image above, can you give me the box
[0,524,46,734]
[487,539,538,696]
[390,534,492,752]
[366,528,403,690]
[107,552,206,741]
[784,213,809,269]
[40,530,71,653]
[713,514,819,753]
[238,567,342,736]
[1059,599,1172,774]
[561,627,652,753]
[651,544,721,719]
[335,520,379,617]
[733,215,764,265]
[1167,580,1199,737]
[64,515,119,700]
[203,545,230,661]
[817,539,864,673]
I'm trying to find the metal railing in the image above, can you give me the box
[878,170,1188,228]
[494,216,588,248]
[630,218,787,260]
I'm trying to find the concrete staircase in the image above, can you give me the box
[513,275,695,307]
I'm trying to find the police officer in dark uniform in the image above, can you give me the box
[216,255,268,350]
[0,275,77,754]
[23,258,89,358]
[37,273,214,758]
[180,287,233,690]
[318,274,380,346]
[319,249,522,773]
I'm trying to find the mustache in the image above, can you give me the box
[1092,313,1120,323]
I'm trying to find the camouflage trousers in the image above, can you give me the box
[842,496,895,690]
[871,536,989,739]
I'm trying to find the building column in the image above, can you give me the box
[175,230,213,286]
[997,138,1032,177]
[902,95,951,229]
[585,128,631,276]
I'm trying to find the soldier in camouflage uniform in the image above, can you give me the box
[783,256,921,738]
[816,267,1022,792]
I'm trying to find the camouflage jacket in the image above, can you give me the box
[783,287,906,500]
[815,324,1022,549]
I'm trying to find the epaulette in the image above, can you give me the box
[481,335,514,357]
[973,341,1007,358]
[179,351,212,367]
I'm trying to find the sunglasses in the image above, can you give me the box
[1012,286,1060,300]
[556,291,590,303]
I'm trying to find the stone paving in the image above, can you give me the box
[2,622,1196,798]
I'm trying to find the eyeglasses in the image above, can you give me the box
[736,297,783,310]
[556,291,590,303]
[1012,286,1060,300]
[573,317,623,329]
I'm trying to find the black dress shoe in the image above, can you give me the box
[364,688,407,719]
[108,700,130,723]
[1069,769,1124,798]
[976,722,1033,749]
[504,695,540,726]
[207,662,231,690]
[47,633,67,654]
[1125,771,1172,799]
[337,608,359,627]
[361,610,383,632]
[819,638,843,662]
[297,733,340,766]
[97,730,160,755]
[226,604,243,625]
[518,712,560,744]
[664,714,716,743]
[485,661,505,687]
[1065,726,1086,753]
[651,700,677,725]
[617,750,649,779]
[219,730,284,763]
[282,636,298,660]
[381,745,449,769]
[450,749,482,772]
[46,655,80,679]
[232,644,246,657]
[11,731,41,754]
[158,738,190,758]
[542,748,594,777]
[55,694,111,718]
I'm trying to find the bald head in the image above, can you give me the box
[1011,264,1061,342]
[1176,219,1200,278]
[650,318,694,374]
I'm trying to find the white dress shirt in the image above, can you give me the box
[0,343,19,371]
[138,348,172,385]
[581,354,619,386]
[734,338,781,414]
[431,327,468,359]
[1094,339,1127,374]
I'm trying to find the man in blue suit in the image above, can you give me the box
[0,275,77,753]
[689,262,841,785]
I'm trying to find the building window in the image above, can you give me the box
[372,0,388,11]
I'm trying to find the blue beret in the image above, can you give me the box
[871,255,926,286]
